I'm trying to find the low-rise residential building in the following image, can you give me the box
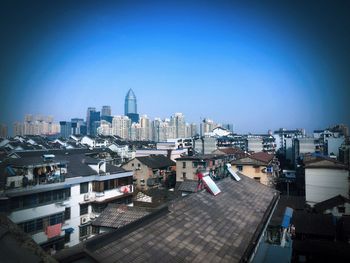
[55,174,280,263]
[122,155,175,190]
[212,147,248,162]
[0,150,133,254]
[193,137,217,154]
[326,137,345,157]
[247,137,264,153]
[339,143,350,166]
[313,195,350,217]
[231,152,279,186]
[80,136,108,148]
[304,157,349,206]
[136,148,187,162]
[91,204,152,234]
[292,137,316,166]
[175,154,226,182]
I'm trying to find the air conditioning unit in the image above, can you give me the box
[90,213,96,219]
[84,194,90,201]
[81,216,89,225]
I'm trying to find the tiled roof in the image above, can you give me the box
[314,195,350,213]
[136,155,175,169]
[216,147,244,155]
[231,157,267,166]
[177,180,198,193]
[291,211,335,237]
[82,175,278,262]
[92,204,151,229]
[304,157,348,169]
[0,151,127,180]
[176,154,224,161]
[249,152,274,164]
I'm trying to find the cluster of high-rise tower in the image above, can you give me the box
[12,89,202,141]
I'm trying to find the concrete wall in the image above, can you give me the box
[176,160,197,181]
[305,168,349,206]
[327,137,344,157]
[247,138,263,153]
[231,164,270,185]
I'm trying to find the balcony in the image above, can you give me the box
[5,163,67,190]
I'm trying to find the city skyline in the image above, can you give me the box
[1,1,349,134]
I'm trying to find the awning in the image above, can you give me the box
[281,207,294,228]
[64,227,74,234]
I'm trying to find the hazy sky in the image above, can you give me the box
[1,0,349,134]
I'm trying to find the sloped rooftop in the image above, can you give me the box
[314,195,350,213]
[92,204,151,229]
[136,155,175,169]
[177,180,198,193]
[61,174,278,262]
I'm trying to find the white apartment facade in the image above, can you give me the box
[0,152,133,254]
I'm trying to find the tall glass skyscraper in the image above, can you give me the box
[124,89,139,123]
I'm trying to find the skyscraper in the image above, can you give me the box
[86,107,100,135]
[101,106,113,123]
[124,89,139,123]
[59,121,72,138]
[86,107,96,135]
[171,113,186,138]
[101,105,112,117]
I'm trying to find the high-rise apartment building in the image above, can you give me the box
[185,123,198,138]
[97,120,112,136]
[124,89,139,123]
[101,106,113,124]
[200,118,217,136]
[71,118,86,135]
[0,123,8,138]
[101,105,112,117]
[112,115,131,139]
[140,115,151,141]
[13,115,60,136]
[171,113,186,138]
[60,121,72,138]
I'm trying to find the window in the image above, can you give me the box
[104,180,109,191]
[36,218,43,231]
[93,181,104,192]
[338,206,345,213]
[80,204,89,216]
[38,192,51,204]
[79,225,91,239]
[64,207,71,220]
[10,197,20,210]
[80,182,89,194]
[254,177,261,183]
[132,163,134,167]
[92,225,99,235]
[182,172,186,179]
[138,163,141,168]
[237,165,243,171]
[253,166,260,173]
[64,232,71,243]
[23,194,37,207]
[52,190,64,201]
[182,162,186,168]
[50,213,63,225]
[18,212,63,234]
[92,203,107,214]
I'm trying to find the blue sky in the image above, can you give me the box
[1,0,349,134]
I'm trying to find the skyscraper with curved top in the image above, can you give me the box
[124,89,139,123]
